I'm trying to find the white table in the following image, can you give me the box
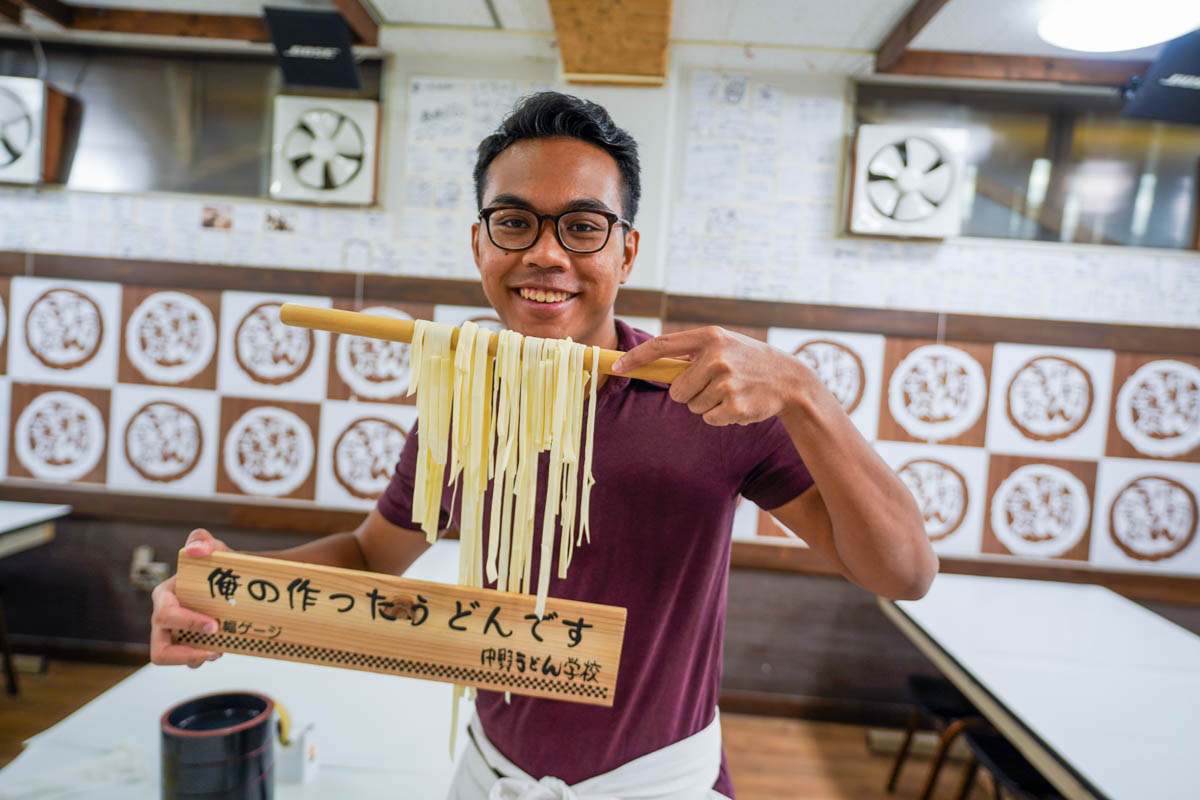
[0,540,473,800]
[0,501,69,560]
[879,574,1200,800]
[0,501,71,695]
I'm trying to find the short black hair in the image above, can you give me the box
[473,91,641,225]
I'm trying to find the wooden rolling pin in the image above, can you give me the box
[279,303,689,383]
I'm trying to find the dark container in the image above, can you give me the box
[161,691,275,800]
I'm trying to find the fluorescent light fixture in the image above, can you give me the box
[1038,0,1200,53]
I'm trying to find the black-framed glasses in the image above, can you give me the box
[479,206,632,254]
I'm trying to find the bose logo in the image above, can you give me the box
[284,45,340,60]
[1160,72,1200,91]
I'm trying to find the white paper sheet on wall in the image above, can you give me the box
[668,70,846,299]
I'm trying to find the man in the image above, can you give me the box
[151,92,936,799]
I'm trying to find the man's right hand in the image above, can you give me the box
[150,529,232,668]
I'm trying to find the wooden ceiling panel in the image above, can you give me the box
[875,0,951,72]
[549,0,672,86]
[0,0,21,25]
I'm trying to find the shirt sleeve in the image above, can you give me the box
[725,416,814,510]
[376,422,453,533]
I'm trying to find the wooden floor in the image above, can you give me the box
[1,660,990,799]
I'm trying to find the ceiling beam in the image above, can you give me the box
[16,0,72,27]
[548,0,672,86]
[875,0,952,73]
[0,0,21,25]
[331,0,378,47]
[69,8,270,43]
[882,49,1152,86]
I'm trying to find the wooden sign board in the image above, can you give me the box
[173,551,626,706]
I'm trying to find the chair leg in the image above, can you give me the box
[886,707,921,792]
[919,717,986,800]
[953,756,979,800]
[0,589,17,696]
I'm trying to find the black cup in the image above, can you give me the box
[161,691,275,800]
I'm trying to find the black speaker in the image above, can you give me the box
[264,6,361,91]
[1123,29,1200,126]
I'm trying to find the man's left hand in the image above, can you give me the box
[612,326,808,426]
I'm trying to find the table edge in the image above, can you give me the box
[877,596,1110,800]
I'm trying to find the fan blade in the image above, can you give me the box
[894,191,935,222]
[283,132,314,160]
[328,154,362,186]
[313,110,340,140]
[905,137,941,174]
[297,156,324,188]
[867,145,903,179]
[295,117,318,141]
[332,121,363,156]
[0,134,17,165]
[866,180,901,217]
[919,162,954,204]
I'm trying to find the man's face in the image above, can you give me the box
[471,136,639,350]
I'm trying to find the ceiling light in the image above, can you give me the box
[1037,0,1200,52]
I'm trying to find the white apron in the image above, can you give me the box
[445,710,730,800]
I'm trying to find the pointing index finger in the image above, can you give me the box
[612,330,705,374]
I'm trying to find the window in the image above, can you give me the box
[0,38,382,198]
[855,83,1199,250]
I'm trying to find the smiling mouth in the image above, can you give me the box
[516,287,576,304]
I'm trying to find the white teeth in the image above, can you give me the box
[519,288,570,303]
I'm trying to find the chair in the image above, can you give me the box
[886,674,988,800]
[953,730,1064,800]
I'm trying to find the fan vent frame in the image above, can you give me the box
[270,95,379,206]
[848,124,968,239]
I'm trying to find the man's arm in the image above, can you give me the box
[613,326,937,601]
[151,510,437,667]
[265,507,433,576]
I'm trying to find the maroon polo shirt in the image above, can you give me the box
[377,319,813,797]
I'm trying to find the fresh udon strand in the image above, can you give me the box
[408,320,454,543]
[558,343,585,578]
[534,338,571,619]
[410,324,604,628]
[578,345,599,546]
[488,331,522,590]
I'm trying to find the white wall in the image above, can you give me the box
[1,27,1196,327]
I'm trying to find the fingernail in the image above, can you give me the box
[203,622,217,634]
[207,652,221,661]
[612,358,624,373]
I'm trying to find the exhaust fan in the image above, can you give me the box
[0,76,67,185]
[849,124,968,238]
[269,95,378,205]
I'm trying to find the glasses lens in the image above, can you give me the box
[487,209,539,249]
[558,211,611,252]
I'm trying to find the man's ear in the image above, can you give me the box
[618,228,639,285]
[471,221,482,272]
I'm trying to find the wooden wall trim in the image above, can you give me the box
[670,293,1200,356]
[882,50,1152,87]
[668,294,942,339]
[0,483,364,536]
[8,252,664,318]
[7,251,1196,355]
[732,541,1200,605]
[69,8,272,43]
